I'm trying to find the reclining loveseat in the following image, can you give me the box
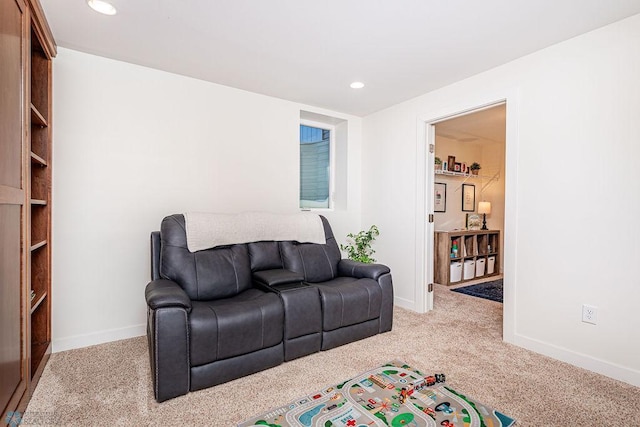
[145,213,393,402]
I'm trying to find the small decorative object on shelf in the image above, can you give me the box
[469,162,481,175]
[466,213,481,230]
[434,156,442,171]
[447,155,456,171]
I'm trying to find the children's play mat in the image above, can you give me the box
[238,360,515,427]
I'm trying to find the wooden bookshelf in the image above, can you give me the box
[28,10,54,390]
[435,230,500,285]
[0,0,55,418]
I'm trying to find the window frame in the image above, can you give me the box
[299,119,336,211]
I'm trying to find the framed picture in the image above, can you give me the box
[447,155,456,171]
[454,162,461,172]
[466,213,481,230]
[462,183,475,212]
[434,183,446,212]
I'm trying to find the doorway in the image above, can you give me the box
[433,104,506,295]
[415,92,519,341]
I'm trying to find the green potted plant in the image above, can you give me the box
[340,225,380,263]
[434,157,442,171]
[469,162,481,175]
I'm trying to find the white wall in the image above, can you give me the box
[362,14,640,386]
[52,48,362,351]
[434,137,484,230]
[479,141,505,236]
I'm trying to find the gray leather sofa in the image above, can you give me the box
[145,214,393,402]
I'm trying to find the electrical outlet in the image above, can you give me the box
[582,304,598,324]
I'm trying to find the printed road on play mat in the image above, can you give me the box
[238,360,515,427]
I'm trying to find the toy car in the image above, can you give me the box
[399,388,409,404]
[435,402,453,414]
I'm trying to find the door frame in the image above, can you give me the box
[414,89,520,343]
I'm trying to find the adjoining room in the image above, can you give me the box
[433,104,506,305]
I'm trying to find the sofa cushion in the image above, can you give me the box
[248,241,283,271]
[280,216,341,283]
[160,214,252,300]
[313,277,382,331]
[189,289,284,366]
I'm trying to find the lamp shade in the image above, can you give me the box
[478,201,492,214]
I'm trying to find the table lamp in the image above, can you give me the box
[478,201,491,230]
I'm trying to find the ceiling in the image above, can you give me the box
[40,1,640,117]
[435,104,506,145]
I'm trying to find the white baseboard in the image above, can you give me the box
[512,333,640,388]
[53,323,146,353]
[394,296,416,311]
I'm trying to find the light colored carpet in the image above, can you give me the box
[26,286,640,426]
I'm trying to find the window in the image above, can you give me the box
[300,122,333,209]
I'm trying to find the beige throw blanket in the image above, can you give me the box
[183,212,326,252]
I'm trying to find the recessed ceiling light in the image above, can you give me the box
[350,82,365,89]
[87,0,117,15]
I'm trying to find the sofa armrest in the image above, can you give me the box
[145,279,191,402]
[150,231,161,280]
[145,279,191,312]
[338,259,390,281]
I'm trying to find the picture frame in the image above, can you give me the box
[454,162,461,172]
[447,155,456,171]
[462,183,475,212]
[466,213,481,230]
[434,183,446,212]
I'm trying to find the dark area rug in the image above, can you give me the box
[451,279,503,303]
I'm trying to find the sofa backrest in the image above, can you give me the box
[159,214,252,300]
[248,241,283,272]
[156,214,342,296]
[280,216,341,283]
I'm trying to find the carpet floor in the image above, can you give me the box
[25,286,640,426]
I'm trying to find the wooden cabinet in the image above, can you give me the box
[435,230,500,286]
[0,0,55,419]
